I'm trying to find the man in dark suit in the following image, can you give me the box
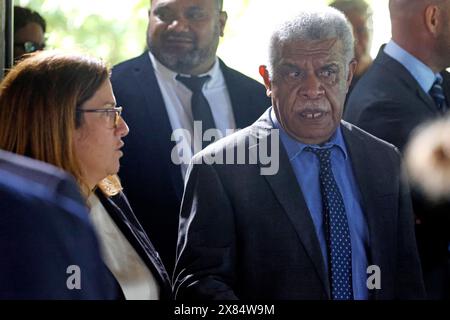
[111,0,270,273]
[0,150,120,299]
[344,0,450,299]
[173,8,425,300]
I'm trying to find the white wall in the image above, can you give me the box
[219,0,392,81]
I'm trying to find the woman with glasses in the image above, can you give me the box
[0,51,171,300]
[13,6,47,62]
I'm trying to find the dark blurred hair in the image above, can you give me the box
[14,6,47,34]
[0,51,109,193]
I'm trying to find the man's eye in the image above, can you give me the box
[319,69,336,78]
[156,10,174,22]
[288,71,302,78]
[187,10,207,20]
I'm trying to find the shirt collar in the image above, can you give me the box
[384,40,439,93]
[148,51,221,90]
[269,108,348,161]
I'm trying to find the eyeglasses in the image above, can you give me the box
[76,106,123,129]
[14,41,46,53]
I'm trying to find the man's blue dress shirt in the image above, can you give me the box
[271,109,370,300]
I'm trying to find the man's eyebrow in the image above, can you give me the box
[279,62,301,69]
[320,63,340,69]
[153,5,171,13]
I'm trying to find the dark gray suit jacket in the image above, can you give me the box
[173,109,425,300]
[344,47,450,299]
[111,52,270,273]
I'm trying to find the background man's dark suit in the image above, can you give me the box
[0,150,119,299]
[174,111,424,300]
[344,48,450,299]
[111,52,270,272]
[344,48,443,151]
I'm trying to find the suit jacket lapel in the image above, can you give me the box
[220,59,255,129]
[341,122,394,300]
[376,49,438,114]
[95,190,172,298]
[416,88,439,113]
[441,71,450,103]
[250,112,330,298]
[133,53,184,200]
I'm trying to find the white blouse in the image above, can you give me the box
[87,193,160,300]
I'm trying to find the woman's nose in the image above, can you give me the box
[116,116,129,138]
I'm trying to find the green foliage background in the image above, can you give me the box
[15,0,382,79]
[16,0,252,66]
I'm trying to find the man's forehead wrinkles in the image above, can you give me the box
[284,38,337,49]
[281,38,340,58]
[284,49,334,57]
[280,55,340,65]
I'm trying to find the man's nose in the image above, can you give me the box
[168,17,190,33]
[300,75,325,99]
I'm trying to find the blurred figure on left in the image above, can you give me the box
[13,6,46,62]
[0,51,171,300]
[0,149,120,300]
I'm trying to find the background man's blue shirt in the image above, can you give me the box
[384,40,441,94]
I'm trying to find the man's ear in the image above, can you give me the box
[346,59,358,89]
[425,5,440,37]
[259,65,272,97]
[219,11,228,37]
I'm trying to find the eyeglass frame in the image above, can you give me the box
[76,106,123,129]
[14,41,46,53]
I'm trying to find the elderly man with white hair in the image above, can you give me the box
[173,7,425,300]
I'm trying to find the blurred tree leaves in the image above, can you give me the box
[16,0,150,65]
[14,0,384,80]
[15,0,253,66]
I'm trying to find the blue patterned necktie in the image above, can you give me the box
[430,77,448,114]
[306,147,353,300]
